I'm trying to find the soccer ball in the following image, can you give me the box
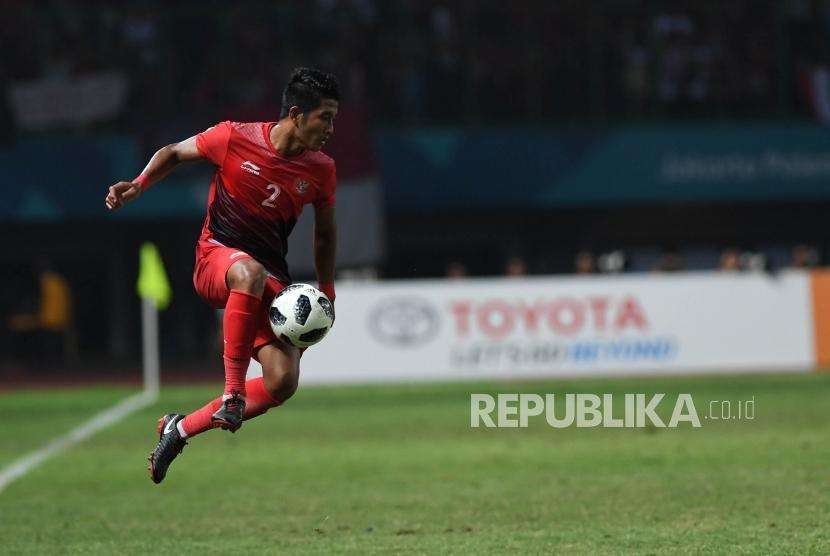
[269,283,334,348]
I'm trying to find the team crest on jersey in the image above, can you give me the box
[241,161,261,176]
[295,179,310,194]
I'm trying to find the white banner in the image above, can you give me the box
[250,272,815,384]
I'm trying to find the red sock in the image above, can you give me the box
[180,377,282,437]
[222,289,261,397]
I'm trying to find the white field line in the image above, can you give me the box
[0,390,157,493]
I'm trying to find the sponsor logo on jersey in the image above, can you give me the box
[241,161,261,176]
[295,179,310,194]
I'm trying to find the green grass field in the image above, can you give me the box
[1,372,829,554]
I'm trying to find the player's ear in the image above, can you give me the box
[289,106,303,127]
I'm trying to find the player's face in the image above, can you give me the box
[297,99,338,151]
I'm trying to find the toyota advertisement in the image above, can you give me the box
[277,272,815,384]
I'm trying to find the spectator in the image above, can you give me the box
[445,261,468,279]
[652,250,685,272]
[6,258,77,367]
[719,248,742,271]
[597,250,627,274]
[504,256,527,278]
[789,244,819,268]
[574,250,597,274]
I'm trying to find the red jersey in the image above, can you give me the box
[195,121,336,284]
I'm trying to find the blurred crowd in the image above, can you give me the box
[1,0,830,141]
[445,243,823,279]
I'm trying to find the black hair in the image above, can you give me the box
[280,67,340,118]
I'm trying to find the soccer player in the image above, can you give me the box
[104,68,339,483]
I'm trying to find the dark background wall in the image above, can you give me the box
[2,0,830,370]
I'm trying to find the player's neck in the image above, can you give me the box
[269,122,306,157]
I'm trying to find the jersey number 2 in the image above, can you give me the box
[262,184,281,207]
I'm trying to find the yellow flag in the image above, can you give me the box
[137,242,172,310]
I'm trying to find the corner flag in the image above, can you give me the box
[137,242,172,310]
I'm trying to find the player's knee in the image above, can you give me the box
[264,367,299,403]
[268,375,299,402]
[227,259,266,294]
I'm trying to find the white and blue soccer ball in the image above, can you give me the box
[269,283,334,348]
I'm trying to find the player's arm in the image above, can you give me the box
[105,136,203,211]
[313,205,337,302]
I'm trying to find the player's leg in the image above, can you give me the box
[148,341,298,484]
[174,338,299,439]
[210,257,267,431]
[178,269,291,440]
[247,277,301,411]
[148,360,292,484]
[148,263,289,483]
[255,338,301,406]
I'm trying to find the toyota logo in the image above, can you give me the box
[368,298,440,347]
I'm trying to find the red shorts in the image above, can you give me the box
[193,239,287,350]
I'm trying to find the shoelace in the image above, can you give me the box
[224,395,245,412]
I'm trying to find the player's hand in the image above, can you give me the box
[105,181,142,211]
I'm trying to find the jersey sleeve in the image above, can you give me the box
[313,162,337,210]
[195,121,233,166]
